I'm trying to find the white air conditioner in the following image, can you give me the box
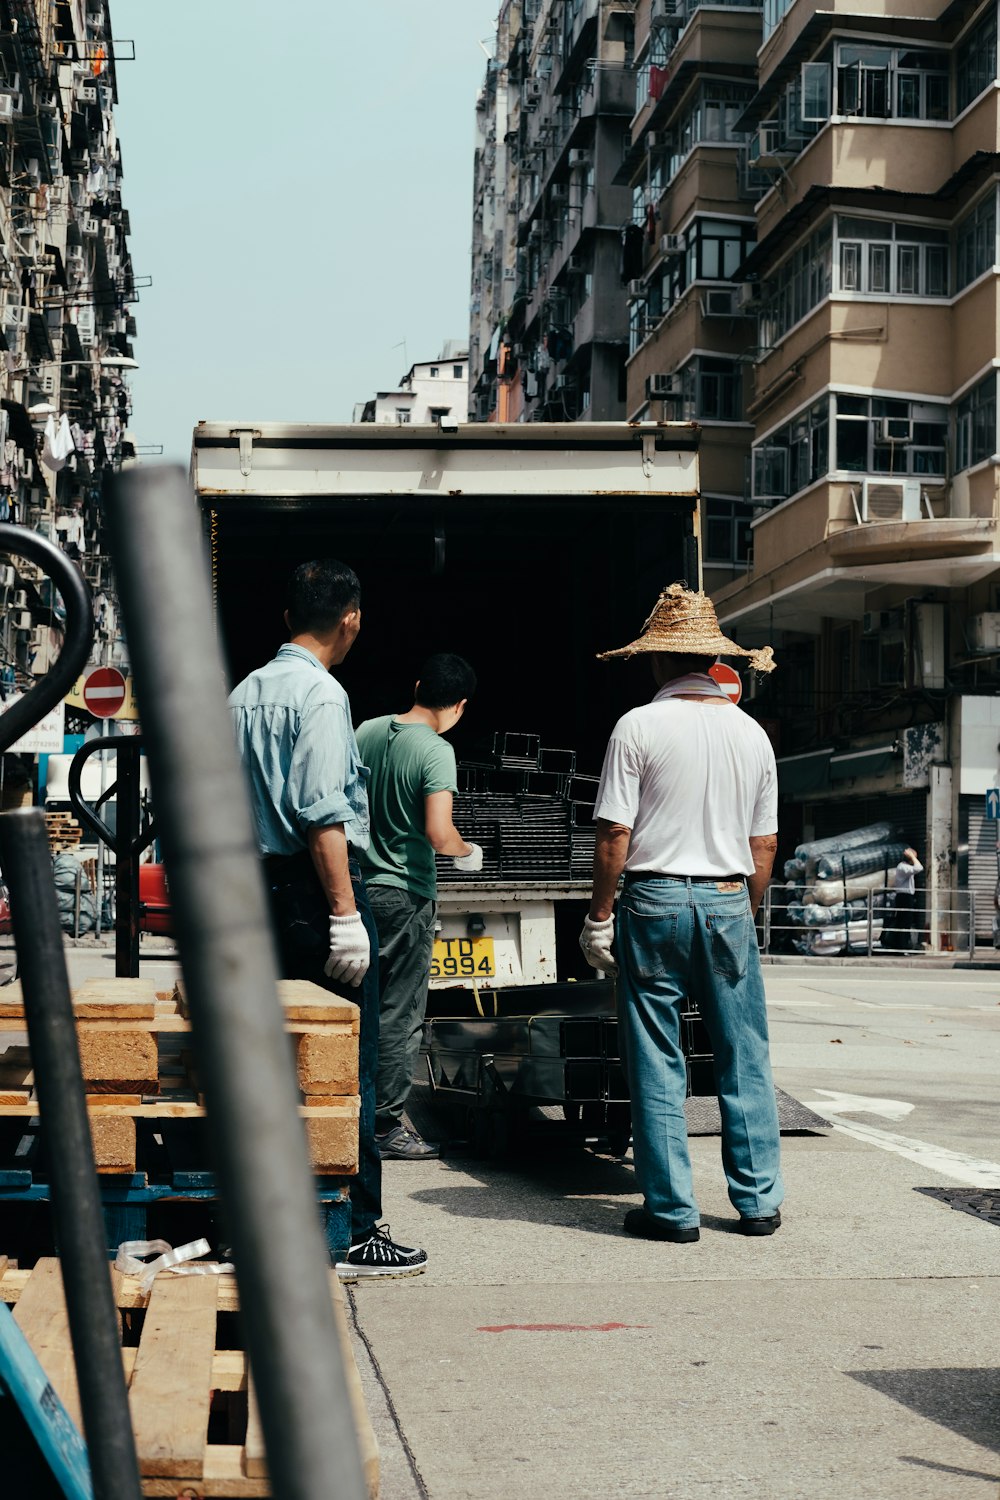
[554,374,576,391]
[659,233,683,256]
[646,373,682,400]
[76,82,98,104]
[0,565,14,588]
[39,372,56,394]
[29,626,47,655]
[67,247,85,270]
[80,215,99,236]
[755,124,794,167]
[860,478,922,523]
[12,609,32,631]
[526,80,542,99]
[627,279,647,300]
[968,612,1000,653]
[650,0,684,28]
[11,589,26,609]
[0,96,15,122]
[86,10,104,29]
[648,131,674,151]
[529,218,543,238]
[550,184,568,203]
[567,254,587,274]
[568,149,591,167]
[3,304,28,330]
[878,416,912,443]
[702,288,738,317]
[737,281,761,309]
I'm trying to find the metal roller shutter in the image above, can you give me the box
[805,792,928,931]
[959,797,1000,940]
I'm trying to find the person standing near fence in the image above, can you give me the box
[891,847,922,950]
[579,583,784,1242]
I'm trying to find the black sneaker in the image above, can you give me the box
[376,1125,440,1160]
[335,1224,428,1281]
[738,1210,781,1237]
[623,1207,700,1243]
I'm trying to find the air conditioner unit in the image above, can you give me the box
[550,184,569,203]
[737,281,762,309]
[648,131,674,152]
[646,373,682,400]
[702,288,738,317]
[529,218,543,238]
[526,80,542,99]
[659,233,683,257]
[0,565,14,588]
[627,279,647,300]
[29,625,47,656]
[86,11,104,29]
[568,149,591,167]
[567,254,587,274]
[11,589,27,609]
[554,374,576,391]
[755,124,794,167]
[76,83,98,104]
[650,0,685,28]
[968,612,1000,653]
[879,416,912,443]
[3,304,28,330]
[38,372,56,395]
[860,478,922,523]
[0,96,15,122]
[80,215,99,236]
[12,609,32,631]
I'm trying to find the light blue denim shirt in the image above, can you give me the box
[228,643,370,856]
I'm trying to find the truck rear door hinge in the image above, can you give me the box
[230,427,262,478]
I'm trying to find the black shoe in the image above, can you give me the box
[623,1207,700,1243]
[376,1125,440,1160]
[738,1210,781,1236]
[335,1224,428,1281]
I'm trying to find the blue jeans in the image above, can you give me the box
[617,875,783,1228]
[265,852,381,1242]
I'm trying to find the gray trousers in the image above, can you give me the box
[368,883,437,1132]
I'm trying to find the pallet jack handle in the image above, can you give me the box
[0,524,143,1499]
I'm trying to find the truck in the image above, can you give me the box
[191,420,702,1151]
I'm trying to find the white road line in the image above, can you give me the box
[823,1117,1000,1187]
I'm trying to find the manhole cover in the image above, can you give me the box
[915,1187,1000,1227]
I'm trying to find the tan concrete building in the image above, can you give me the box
[712,0,1000,943]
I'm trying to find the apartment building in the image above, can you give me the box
[710,0,1000,940]
[469,0,635,423]
[0,1,137,785]
[354,342,469,426]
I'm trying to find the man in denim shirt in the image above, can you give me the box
[229,558,427,1280]
[580,584,784,1244]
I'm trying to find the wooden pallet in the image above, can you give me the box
[0,979,360,1175]
[0,1255,379,1498]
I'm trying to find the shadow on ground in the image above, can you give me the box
[847,1367,1000,1455]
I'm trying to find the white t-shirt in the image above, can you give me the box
[594,683,778,877]
[893,858,922,894]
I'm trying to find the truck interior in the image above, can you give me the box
[210,492,695,773]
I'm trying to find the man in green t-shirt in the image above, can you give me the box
[357,654,481,1159]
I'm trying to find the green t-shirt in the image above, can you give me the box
[356,715,459,899]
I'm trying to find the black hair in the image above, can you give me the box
[414,653,477,709]
[286,559,361,634]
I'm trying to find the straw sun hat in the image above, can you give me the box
[597,582,776,674]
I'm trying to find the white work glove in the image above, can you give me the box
[452,842,484,874]
[324,913,371,988]
[579,914,618,976]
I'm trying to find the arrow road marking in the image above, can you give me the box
[805,1089,916,1122]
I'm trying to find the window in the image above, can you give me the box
[665,81,755,186]
[759,222,832,347]
[751,398,830,502]
[955,372,997,471]
[703,498,753,565]
[956,191,997,291]
[834,216,949,297]
[835,44,948,122]
[834,394,947,476]
[680,357,742,420]
[686,217,755,284]
[956,9,998,114]
[395,408,411,425]
[453,365,464,379]
[801,62,832,122]
[430,366,439,377]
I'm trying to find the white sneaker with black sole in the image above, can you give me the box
[335,1223,428,1281]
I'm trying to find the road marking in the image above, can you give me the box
[823,1119,1000,1188]
[807,1089,915,1122]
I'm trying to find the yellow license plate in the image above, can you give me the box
[430,936,495,981]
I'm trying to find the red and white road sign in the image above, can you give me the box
[708,662,743,704]
[83,666,127,719]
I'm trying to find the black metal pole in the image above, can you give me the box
[0,809,142,1500]
[105,466,367,1499]
[114,740,141,978]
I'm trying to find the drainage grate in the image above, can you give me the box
[915,1187,1000,1227]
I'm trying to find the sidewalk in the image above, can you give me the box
[349,1111,1000,1500]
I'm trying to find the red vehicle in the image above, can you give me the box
[139,862,172,936]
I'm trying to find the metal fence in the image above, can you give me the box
[756,883,978,959]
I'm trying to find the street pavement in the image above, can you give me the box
[31,948,1000,1497]
[352,962,1000,1500]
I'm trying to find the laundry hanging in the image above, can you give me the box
[41,414,75,473]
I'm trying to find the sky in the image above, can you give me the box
[111,0,499,464]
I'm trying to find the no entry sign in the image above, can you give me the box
[708,662,743,704]
[83,666,127,719]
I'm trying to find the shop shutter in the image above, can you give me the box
[807,791,928,925]
[960,796,1000,939]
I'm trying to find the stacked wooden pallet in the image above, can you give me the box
[0,978,360,1177]
[0,1255,379,1498]
[43,810,84,853]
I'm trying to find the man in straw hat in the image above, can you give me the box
[580,582,784,1242]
